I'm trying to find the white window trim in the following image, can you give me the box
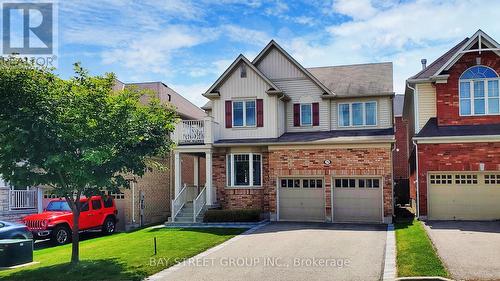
[232,99,257,128]
[299,103,313,126]
[338,101,378,127]
[459,78,500,116]
[226,153,262,188]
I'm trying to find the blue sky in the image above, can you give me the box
[54,0,500,106]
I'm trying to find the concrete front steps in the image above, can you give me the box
[169,202,204,224]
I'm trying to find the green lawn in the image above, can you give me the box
[0,227,246,281]
[395,219,448,277]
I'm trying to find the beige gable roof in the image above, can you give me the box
[203,54,282,97]
[307,62,393,98]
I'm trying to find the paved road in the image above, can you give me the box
[425,221,500,281]
[149,222,387,281]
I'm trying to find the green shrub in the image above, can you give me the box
[203,209,261,222]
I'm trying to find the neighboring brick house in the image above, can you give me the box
[393,95,410,205]
[172,40,395,223]
[36,81,205,230]
[403,30,500,220]
[111,81,205,230]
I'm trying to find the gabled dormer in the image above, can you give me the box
[405,29,500,137]
[202,54,289,139]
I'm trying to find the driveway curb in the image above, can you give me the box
[146,222,269,281]
[383,223,396,281]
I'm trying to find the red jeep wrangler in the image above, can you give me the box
[23,196,118,245]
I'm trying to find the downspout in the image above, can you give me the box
[413,140,420,219]
[407,81,420,219]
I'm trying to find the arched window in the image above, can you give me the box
[459,66,499,116]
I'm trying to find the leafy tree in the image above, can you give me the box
[0,58,178,264]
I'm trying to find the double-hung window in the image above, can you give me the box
[459,66,500,116]
[338,101,377,127]
[226,153,262,187]
[233,100,256,127]
[300,104,312,126]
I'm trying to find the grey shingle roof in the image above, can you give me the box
[307,62,393,97]
[125,82,206,120]
[393,94,404,117]
[410,38,469,80]
[416,118,500,138]
[214,128,394,144]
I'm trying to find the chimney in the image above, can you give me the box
[421,59,427,70]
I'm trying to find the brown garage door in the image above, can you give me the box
[428,172,500,220]
[279,178,325,221]
[332,177,383,223]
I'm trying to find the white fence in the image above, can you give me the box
[9,189,37,210]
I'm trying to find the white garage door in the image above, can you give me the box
[332,177,383,223]
[428,172,500,220]
[279,178,325,221]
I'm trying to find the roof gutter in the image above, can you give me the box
[407,74,449,84]
[212,136,396,147]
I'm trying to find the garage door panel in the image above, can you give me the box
[429,172,500,220]
[279,178,325,222]
[332,177,383,223]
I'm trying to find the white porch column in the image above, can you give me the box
[205,151,213,206]
[37,187,43,213]
[174,152,181,197]
[193,156,199,187]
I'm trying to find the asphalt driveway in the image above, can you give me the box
[148,222,387,281]
[425,221,500,281]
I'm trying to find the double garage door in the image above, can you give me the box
[278,177,383,223]
[428,172,500,220]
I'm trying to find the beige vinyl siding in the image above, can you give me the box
[255,48,306,80]
[214,61,279,139]
[273,79,330,132]
[330,96,392,130]
[416,83,436,132]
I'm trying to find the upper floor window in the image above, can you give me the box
[293,102,319,127]
[459,66,499,116]
[233,100,256,127]
[338,101,377,127]
[300,104,312,126]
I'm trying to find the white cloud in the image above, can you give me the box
[332,0,377,20]
[170,83,210,107]
[101,25,213,76]
[223,25,271,46]
[286,0,500,94]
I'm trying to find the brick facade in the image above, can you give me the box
[212,146,393,221]
[393,116,409,179]
[436,51,500,126]
[417,142,500,216]
[213,152,270,211]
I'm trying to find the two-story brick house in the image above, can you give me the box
[404,30,500,220]
[172,41,395,223]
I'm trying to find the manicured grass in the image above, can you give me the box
[0,227,246,281]
[395,219,448,277]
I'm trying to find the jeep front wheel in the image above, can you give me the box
[51,225,71,245]
[102,217,116,235]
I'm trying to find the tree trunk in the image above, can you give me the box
[71,209,80,265]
